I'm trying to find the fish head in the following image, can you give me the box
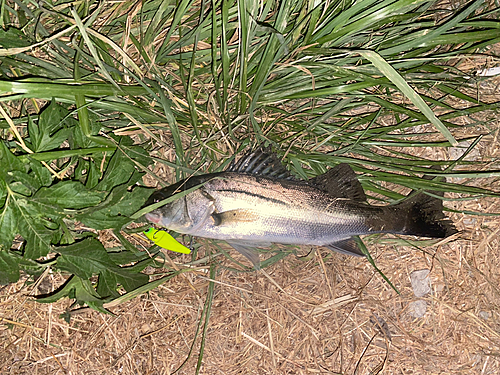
[145,187,215,234]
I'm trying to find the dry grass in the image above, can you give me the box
[2,79,500,375]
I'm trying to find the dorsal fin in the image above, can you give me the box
[226,146,292,179]
[310,163,366,201]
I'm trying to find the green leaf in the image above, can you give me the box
[0,27,31,48]
[29,159,52,187]
[8,180,32,196]
[34,128,72,152]
[77,184,152,230]
[9,170,41,193]
[0,142,24,179]
[56,238,149,300]
[94,149,137,191]
[0,204,17,252]
[97,267,148,296]
[56,238,116,278]
[357,50,457,146]
[85,159,100,189]
[108,249,151,265]
[36,275,104,304]
[38,99,71,135]
[28,101,73,152]
[106,186,152,216]
[34,181,105,210]
[77,212,130,231]
[0,251,20,284]
[16,199,55,259]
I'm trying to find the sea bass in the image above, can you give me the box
[145,148,456,267]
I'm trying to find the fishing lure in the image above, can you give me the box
[144,228,191,254]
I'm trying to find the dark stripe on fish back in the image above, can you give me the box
[214,189,288,206]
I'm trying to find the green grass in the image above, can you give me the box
[1,1,500,365]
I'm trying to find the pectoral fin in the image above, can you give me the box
[325,238,366,257]
[212,209,259,226]
[227,241,262,269]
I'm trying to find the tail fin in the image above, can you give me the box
[393,193,457,238]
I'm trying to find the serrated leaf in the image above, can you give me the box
[9,170,41,192]
[38,99,70,135]
[0,204,16,251]
[32,128,72,152]
[29,159,53,187]
[76,184,152,230]
[0,142,24,179]
[15,199,55,259]
[120,145,152,170]
[94,149,137,191]
[29,100,73,152]
[0,251,20,284]
[34,181,105,210]
[106,186,152,216]
[8,180,32,196]
[96,267,148,297]
[36,275,104,304]
[96,271,121,298]
[0,27,31,48]
[77,212,131,230]
[56,238,116,278]
[108,250,151,265]
[85,159,100,189]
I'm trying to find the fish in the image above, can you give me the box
[144,148,457,268]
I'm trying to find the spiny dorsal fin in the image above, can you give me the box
[310,163,367,201]
[226,146,292,179]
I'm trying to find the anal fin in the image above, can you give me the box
[325,238,366,257]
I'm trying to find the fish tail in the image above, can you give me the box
[390,193,457,238]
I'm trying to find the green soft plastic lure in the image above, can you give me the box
[144,228,191,254]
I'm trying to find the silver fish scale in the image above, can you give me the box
[194,173,372,245]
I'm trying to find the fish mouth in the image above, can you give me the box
[145,212,162,224]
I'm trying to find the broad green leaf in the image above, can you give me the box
[9,170,41,193]
[34,181,105,210]
[29,159,52,187]
[9,180,32,196]
[85,159,100,189]
[0,204,17,251]
[16,199,55,259]
[94,149,137,191]
[0,142,24,178]
[0,251,20,284]
[97,267,148,296]
[77,184,152,230]
[108,250,152,265]
[0,27,31,48]
[38,99,72,136]
[105,186,152,216]
[96,271,121,298]
[27,100,78,152]
[32,128,72,152]
[77,212,131,230]
[56,238,116,278]
[36,275,104,304]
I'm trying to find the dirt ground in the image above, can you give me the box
[2,76,500,375]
